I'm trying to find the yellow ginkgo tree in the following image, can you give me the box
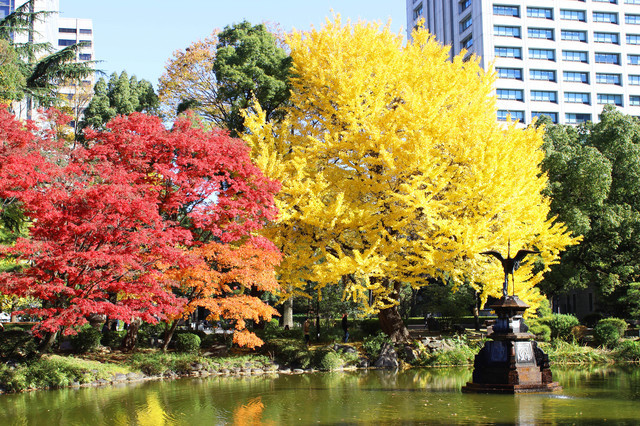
[243,17,579,341]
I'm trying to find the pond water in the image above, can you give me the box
[1,365,639,425]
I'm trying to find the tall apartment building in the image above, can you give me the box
[3,1,94,123]
[406,0,640,125]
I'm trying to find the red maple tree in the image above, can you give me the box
[0,108,280,347]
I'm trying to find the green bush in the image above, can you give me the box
[543,314,580,341]
[0,329,38,361]
[593,318,627,348]
[581,313,603,328]
[101,330,126,348]
[615,340,640,361]
[320,351,344,371]
[70,325,102,353]
[137,322,167,348]
[362,332,389,360]
[527,319,551,342]
[360,319,381,336]
[264,338,312,368]
[0,366,27,392]
[174,333,201,353]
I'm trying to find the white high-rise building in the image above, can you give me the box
[407,0,640,125]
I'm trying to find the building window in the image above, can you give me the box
[496,89,524,101]
[565,113,592,124]
[595,53,620,64]
[497,110,525,122]
[627,34,640,45]
[626,14,640,24]
[79,53,92,61]
[527,7,553,19]
[529,28,554,40]
[561,30,587,42]
[496,67,523,80]
[529,48,555,61]
[530,69,556,81]
[594,0,617,3]
[532,112,559,123]
[629,75,640,85]
[593,32,620,44]
[79,40,92,47]
[493,5,520,17]
[459,0,471,13]
[565,92,591,104]
[495,46,522,58]
[560,10,586,22]
[630,95,640,105]
[461,35,473,49]
[627,0,640,4]
[531,90,558,102]
[460,15,472,33]
[562,50,588,63]
[593,12,619,23]
[495,25,521,37]
[413,4,423,20]
[564,71,589,83]
[629,54,640,64]
[79,28,92,35]
[58,39,76,47]
[597,94,623,105]
[59,28,77,33]
[596,73,621,85]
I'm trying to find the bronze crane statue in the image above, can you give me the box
[481,241,540,297]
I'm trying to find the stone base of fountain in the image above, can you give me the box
[462,296,562,394]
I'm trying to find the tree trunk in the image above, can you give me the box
[474,291,481,331]
[161,320,179,352]
[282,297,293,329]
[378,304,410,343]
[121,319,141,352]
[39,330,58,352]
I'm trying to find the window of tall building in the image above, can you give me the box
[495,25,521,37]
[527,7,553,19]
[560,10,586,22]
[0,0,13,19]
[461,35,473,49]
[627,34,640,44]
[629,54,640,64]
[594,0,617,3]
[566,113,592,124]
[493,5,520,17]
[629,75,640,85]
[495,46,522,58]
[630,95,640,105]
[530,69,556,81]
[596,73,622,85]
[626,14,640,24]
[497,67,523,79]
[79,40,92,47]
[529,28,554,40]
[459,0,471,13]
[561,30,587,42]
[593,32,620,44]
[496,89,524,100]
[59,28,77,33]
[564,71,590,83]
[79,29,92,35]
[597,94,623,105]
[460,15,472,33]
[413,4,423,20]
[531,90,558,102]
[497,110,525,122]
[626,0,640,4]
[532,111,558,123]
[58,39,76,47]
[565,92,591,104]
[562,50,588,63]
[593,12,618,23]
[529,48,555,61]
[595,52,620,64]
[79,53,92,61]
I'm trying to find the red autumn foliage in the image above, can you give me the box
[0,108,280,339]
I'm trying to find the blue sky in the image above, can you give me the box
[60,1,407,88]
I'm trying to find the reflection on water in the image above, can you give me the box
[1,365,639,424]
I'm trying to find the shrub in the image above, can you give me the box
[70,325,102,353]
[360,319,381,336]
[362,332,390,360]
[101,330,126,348]
[581,313,603,328]
[264,338,312,368]
[615,340,640,362]
[543,314,580,341]
[593,318,627,348]
[0,329,38,361]
[571,325,589,343]
[320,351,344,371]
[137,322,167,348]
[174,333,201,353]
[527,319,551,342]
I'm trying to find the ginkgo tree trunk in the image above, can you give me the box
[244,18,579,342]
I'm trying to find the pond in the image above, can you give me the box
[1,365,639,424]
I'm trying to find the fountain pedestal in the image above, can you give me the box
[462,296,561,394]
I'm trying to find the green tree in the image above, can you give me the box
[79,71,159,131]
[539,106,640,318]
[0,40,26,102]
